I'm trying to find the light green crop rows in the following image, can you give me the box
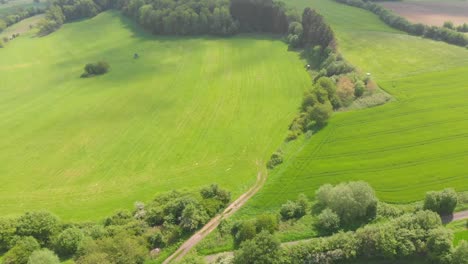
[0,11,310,220]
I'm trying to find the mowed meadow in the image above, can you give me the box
[240,0,468,216]
[0,11,310,220]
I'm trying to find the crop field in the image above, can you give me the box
[380,0,468,27]
[0,11,310,220]
[238,0,468,216]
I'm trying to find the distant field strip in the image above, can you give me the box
[0,11,310,220]
[237,0,468,216]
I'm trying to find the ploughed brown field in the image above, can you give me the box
[381,1,468,27]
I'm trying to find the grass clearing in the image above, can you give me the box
[0,14,43,38]
[0,11,310,221]
[0,0,45,18]
[236,0,468,217]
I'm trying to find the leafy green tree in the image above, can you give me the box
[315,181,378,226]
[255,214,278,234]
[426,227,453,264]
[231,221,256,248]
[0,217,17,252]
[16,211,60,246]
[308,101,333,127]
[27,249,60,264]
[452,241,468,264]
[77,232,146,264]
[200,184,231,204]
[3,236,40,264]
[423,188,458,215]
[233,231,281,264]
[316,208,340,235]
[180,203,209,231]
[55,227,84,256]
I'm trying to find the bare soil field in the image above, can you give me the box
[381,1,468,27]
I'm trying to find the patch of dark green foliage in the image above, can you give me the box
[81,61,110,78]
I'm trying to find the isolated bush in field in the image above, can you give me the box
[16,211,60,246]
[452,241,468,264]
[315,181,378,226]
[336,76,355,106]
[3,236,40,264]
[233,231,281,264]
[423,188,458,215]
[81,61,110,78]
[28,249,60,264]
[267,150,283,169]
[280,194,309,220]
[55,227,84,256]
[316,208,340,235]
[255,214,278,234]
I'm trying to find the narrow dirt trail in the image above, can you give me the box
[163,162,267,264]
[442,210,468,223]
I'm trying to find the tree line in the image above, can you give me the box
[0,6,44,33]
[334,0,468,47]
[214,182,467,264]
[0,184,231,264]
[37,0,301,36]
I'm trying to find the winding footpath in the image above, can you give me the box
[163,162,267,264]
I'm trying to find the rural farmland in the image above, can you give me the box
[240,0,468,213]
[0,0,467,263]
[0,11,310,220]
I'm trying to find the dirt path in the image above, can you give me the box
[442,210,468,223]
[163,162,267,264]
[205,210,468,263]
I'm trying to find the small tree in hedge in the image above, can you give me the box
[55,227,84,257]
[3,236,40,264]
[423,188,458,215]
[16,211,59,246]
[28,249,60,264]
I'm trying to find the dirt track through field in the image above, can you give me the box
[162,161,267,263]
[381,1,468,27]
[204,210,468,263]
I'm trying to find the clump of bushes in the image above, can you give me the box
[267,150,283,169]
[279,194,309,220]
[81,61,110,78]
[231,214,278,248]
[423,188,458,215]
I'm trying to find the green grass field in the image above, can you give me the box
[237,0,468,216]
[0,11,310,220]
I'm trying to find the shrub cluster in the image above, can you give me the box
[423,188,458,215]
[81,61,110,78]
[230,214,278,247]
[0,184,231,263]
[334,0,468,47]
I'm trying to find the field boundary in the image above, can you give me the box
[162,161,268,263]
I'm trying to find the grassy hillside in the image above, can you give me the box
[0,0,45,18]
[0,11,310,220]
[238,0,468,216]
